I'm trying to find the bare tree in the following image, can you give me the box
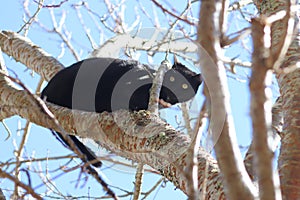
[0,0,299,199]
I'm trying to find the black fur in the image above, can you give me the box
[41,57,202,167]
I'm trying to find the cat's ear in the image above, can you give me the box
[172,55,184,69]
[174,54,179,65]
[194,74,202,83]
[194,73,201,78]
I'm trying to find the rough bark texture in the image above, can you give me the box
[278,62,300,199]
[254,0,300,199]
[0,31,63,81]
[0,31,226,199]
[250,17,281,200]
[0,0,298,198]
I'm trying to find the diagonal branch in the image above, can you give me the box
[150,0,195,26]
[0,31,63,81]
[197,1,257,199]
[0,168,41,200]
[0,77,225,199]
[0,30,227,199]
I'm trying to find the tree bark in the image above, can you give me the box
[197,1,256,199]
[250,17,282,200]
[0,30,226,199]
[0,188,5,200]
[253,0,300,199]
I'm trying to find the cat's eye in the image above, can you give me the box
[170,76,175,82]
[182,83,188,89]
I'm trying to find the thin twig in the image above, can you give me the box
[1,120,11,140]
[133,163,144,200]
[221,27,251,47]
[13,122,32,198]
[34,0,68,8]
[228,0,253,11]
[0,168,41,200]
[0,155,77,168]
[18,0,44,35]
[141,178,165,200]
[49,8,81,61]
[151,0,195,25]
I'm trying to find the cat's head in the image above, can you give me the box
[160,61,202,105]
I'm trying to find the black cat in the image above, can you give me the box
[41,57,202,167]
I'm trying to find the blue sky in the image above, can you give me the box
[0,1,279,199]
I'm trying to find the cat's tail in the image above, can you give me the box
[52,130,102,167]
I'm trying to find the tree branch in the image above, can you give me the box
[89,32,199,58]
[0,30,226,199]
[0,168,41,200]
[253,0,300,198]
[197,1,257,199]
[0,188,5,200]
[0,31,63,81]
[250,17,282,200]
[0,75,225,199]
[133,163,144,200]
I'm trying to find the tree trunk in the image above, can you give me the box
[254,0,300,199]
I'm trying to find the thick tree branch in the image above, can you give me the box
[0,31,63,81]
[253,0,300,199]
[148,59,172,113]
[250,17,281,200]
[244,96,282,180]
[0,30,226,199]
[0,78,225,199]
[197,1,257,199]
